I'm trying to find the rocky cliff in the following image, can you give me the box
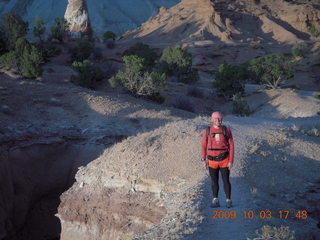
[122,0,320,43]
[0,0,180,36]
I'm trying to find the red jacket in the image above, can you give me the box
[201,126,234,165]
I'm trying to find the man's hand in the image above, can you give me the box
[202,160,208,170]
[227,161,233,169]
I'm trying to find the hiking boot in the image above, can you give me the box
[211,198,220,208]
[226,199,232,208]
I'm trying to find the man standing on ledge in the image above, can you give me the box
[201,112,234,208]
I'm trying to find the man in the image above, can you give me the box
[201,111,234,208]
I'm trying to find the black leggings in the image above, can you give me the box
[209,167,231,199]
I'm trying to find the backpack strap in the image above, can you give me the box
[206,126,210,139]
[222,125,229,141]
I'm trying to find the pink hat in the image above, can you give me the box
[211,111,223,120]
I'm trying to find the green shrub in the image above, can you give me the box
[0,51,18,70]
[292,46,302,57]
[308,24,320,38]
[313,93,320,100]
[109,55,166,97]
[124,42,158,70]
[123,54,144,75]
[33,16,46,42]
[159,46,198,83]
[213,63,248,97]
[14,37,30,57]
[0,37,29,71]
[2,12,28,50]
[160,46,192,72]
[71,60,104,89]
[48,18,69,42]
[20,45,43,78]
[0,37,43,78]
[232,93,250,116]
[69,36,94,62]
[103,31,116,41]
[248,54,294,89]
[291,42,307,58]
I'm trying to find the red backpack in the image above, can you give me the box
[206,125,229,161]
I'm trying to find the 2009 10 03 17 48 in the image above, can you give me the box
[212,210,308,220]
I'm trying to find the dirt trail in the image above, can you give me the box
[184,119,263,240]
[187,179,258,240]
[185,117,319,240]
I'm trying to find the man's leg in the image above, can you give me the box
[220,167,231,199]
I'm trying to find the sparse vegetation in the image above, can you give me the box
[213,63,248,98]
[160,46,191,72]
[232,93,250,116]
[71,60,104,89]
[1,12,28,50]
[14,37,30,58]
[20,45,43,78]
[124,42,158,70]
[248,225,295,240]
[103,31,116,49]
[103,31,116,41]
[48,18,69,42]
[109,55,166,98]
[292,46,302,58]
[0,51,17,70]
[248,54,294,89]
[291,42,307,58]
[69,36,94,62]
[159,46,198,83]
[33,16,46,42]
[308,24,320,38]
[313,93,320,100]
[0,37,43,78]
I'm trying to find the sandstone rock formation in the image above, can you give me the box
[121,0,320,44]
[64,0,92,36]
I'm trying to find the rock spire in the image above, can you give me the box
[64,0,92,36]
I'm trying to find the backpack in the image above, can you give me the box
[206,125,229,142]
[205,125,229,161]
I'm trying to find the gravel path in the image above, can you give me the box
[185,116,320,240]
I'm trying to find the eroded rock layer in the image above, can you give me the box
[122,0,320,43]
